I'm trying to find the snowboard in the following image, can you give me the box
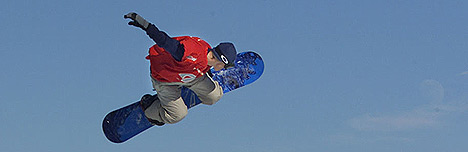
[102,51,264,143]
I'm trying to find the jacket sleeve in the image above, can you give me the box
[146,24,185,61]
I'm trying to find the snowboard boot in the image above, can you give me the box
[140,94,165,126]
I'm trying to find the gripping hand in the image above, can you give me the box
[124,12,150,31]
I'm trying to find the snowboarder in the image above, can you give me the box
[124,12,237,126]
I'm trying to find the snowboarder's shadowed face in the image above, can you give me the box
[207,51,226,71]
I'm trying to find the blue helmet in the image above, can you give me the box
[212,42,237,68]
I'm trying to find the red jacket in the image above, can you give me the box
[146,36,211,83]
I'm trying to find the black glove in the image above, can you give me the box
[124,12,150,31]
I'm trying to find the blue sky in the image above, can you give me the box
[1,0,468,151]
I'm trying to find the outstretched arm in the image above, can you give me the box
[145,25,185,61]
[124,12,185,61]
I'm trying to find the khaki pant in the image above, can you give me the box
[144,74,223,124]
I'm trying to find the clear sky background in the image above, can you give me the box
[1,0,468,152]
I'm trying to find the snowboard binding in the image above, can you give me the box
[140,94,165,126]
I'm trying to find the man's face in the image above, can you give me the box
[212,59,225,71]
[207,51,226,71]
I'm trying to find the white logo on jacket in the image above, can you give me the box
[179,73,196,83]
[186,56,197,61]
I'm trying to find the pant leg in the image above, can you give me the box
[188,75,223,105]
[144,78,188,124]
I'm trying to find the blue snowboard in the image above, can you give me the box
[102,51,264,143]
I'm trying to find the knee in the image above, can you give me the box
[165,109,188,124]
[202,96,221,105]
[160,98,188,124]
[202,89,223,105]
